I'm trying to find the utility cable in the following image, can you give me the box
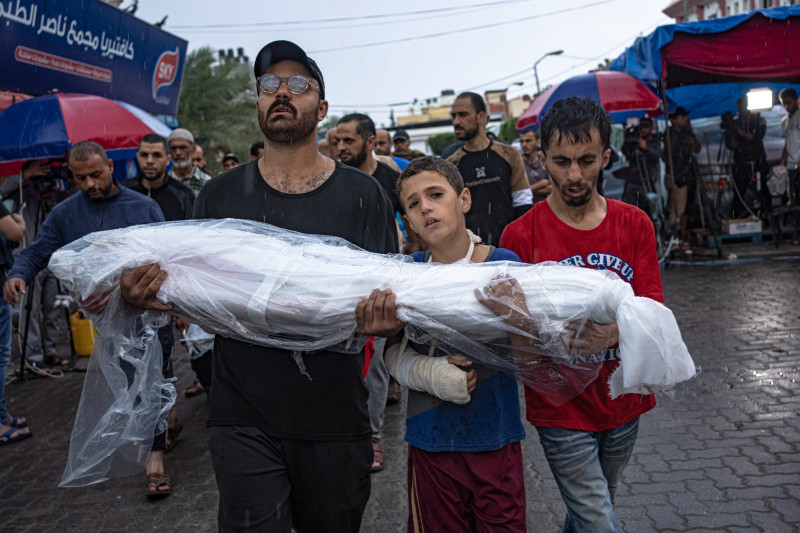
[169,0,540,29]
[308,0,619,54]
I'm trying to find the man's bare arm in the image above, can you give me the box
[119,263,173,311]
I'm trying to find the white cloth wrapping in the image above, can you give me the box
[48,219,696,487]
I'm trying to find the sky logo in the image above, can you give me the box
[152,48,179,101]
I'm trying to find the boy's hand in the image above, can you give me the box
[475,275,534,332]
[563,321,619,355]
[356,289,405,337]
[447,355,477,394]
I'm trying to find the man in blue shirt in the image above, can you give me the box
[2,141,169,497]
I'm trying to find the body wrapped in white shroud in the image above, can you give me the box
[48,219,695,487]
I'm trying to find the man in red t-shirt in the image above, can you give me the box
[491,96,661,532]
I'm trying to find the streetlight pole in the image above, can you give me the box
[534,50,564,95]
[503,81,523,118]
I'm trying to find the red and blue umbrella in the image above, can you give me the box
[515,71,669,131]
[0,92,172,175]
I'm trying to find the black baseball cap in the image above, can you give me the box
[222,153,239,164]
[670,106,690,119]
[254,40,325,99]
[393,129,410,141]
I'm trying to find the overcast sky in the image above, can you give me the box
[135,0,673,127]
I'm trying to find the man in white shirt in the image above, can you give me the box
[779,88,800,173]
[779,88,800,244]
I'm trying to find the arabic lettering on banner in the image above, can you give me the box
[1,0,187,115]
[15,46,113,83]
[1,1,135,60]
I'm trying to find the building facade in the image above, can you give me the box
[664,0,798,22]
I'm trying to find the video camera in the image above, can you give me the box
[719,111,735,132]
[24,160,70,195]
[623,124,641,147]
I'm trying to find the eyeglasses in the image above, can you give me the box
[257,74,319,95]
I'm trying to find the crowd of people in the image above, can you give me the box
[618,90,800,251]
[1,37,799,532]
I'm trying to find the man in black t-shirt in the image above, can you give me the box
[336,112,400,473]
[120,40,397,532]
[337,113,401,213]
[121,134,195,221]
[447,92,532,246]
[122,133,205,398]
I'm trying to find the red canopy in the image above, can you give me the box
[662,14,800,87]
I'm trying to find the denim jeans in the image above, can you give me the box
[536,417,640,533]
[0,300,13,424]
[365,337,389,443]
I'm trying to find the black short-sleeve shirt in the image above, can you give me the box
[193,160,398,441]
[371,161,401,213]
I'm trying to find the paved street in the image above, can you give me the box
[2,251,799,532]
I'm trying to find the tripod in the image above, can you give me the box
[15,192,77,381]
[688,157,724,259]
[628,149,678,264]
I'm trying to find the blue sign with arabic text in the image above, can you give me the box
[0,0,188,115]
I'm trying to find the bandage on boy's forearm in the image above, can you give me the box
[384,342,470,404]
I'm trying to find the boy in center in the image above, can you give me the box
[357,157,526,532]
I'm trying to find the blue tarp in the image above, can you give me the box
[611,6,800,81]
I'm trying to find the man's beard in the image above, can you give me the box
[143,170,165,181]
[84,179,115,200]
[172,158,191,170]
[558,172,598,207]
[454,126,478,141]
[259,99,317,143]
[342,144,368,169]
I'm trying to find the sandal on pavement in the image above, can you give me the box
[371,442,385,473]
[184,379,204,398]
[146,472,172,499]
[165,423,182,452]
[46,355,72,367]
[0,425,32,446]
[7,416,27,428]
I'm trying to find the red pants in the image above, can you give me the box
[407,442,526,533]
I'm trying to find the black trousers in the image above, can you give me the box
[208,425,372,533]
[732,157,770,217]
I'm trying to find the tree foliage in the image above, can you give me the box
[318,114,341,138]
[427,132,456,156]
[177,47,260,175]
[499,117,520,144]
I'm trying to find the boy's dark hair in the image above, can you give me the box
[139,133,168,152]
[250,141,264,157]
[395,156,464,211]
[338,113,376,140]
[780,87,798,101]
[456,92,487,115]
[539,96,611,153]
[69,141,108,163]
[519,129,540,140]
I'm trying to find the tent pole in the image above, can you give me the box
[660,79,676,201]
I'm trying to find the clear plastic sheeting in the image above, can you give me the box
[49,219,696,486]
[57,299,175,487]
